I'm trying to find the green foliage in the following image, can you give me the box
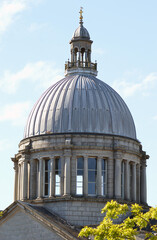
[0,211,3,217]
[79,200,157,240]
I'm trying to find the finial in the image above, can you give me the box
[79,7,83,25]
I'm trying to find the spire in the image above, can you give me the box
[79,7,83,25]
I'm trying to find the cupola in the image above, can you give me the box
[65,7,97,76]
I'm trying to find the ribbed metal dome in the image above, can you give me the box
[72,24,90,40]
[24,74,136,139]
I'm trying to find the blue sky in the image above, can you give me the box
[0,0,157,210]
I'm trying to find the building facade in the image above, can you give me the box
[0,9,149,239]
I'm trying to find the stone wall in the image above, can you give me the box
[42,199,130,226]
[0,208,62,240]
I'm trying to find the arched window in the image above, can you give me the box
[81,48,85,64]
[121,161,125,199]
[55,157,61,195]
[74,48,78,62]
[101,159,107,196]
[88,157,97,195]
[76,157,84,195]
[44,159,50,196]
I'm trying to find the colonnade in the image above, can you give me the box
[13,154,147,205]
[71,48,91,64]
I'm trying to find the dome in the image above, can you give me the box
[24,74,136,139]
[72,24,90,40]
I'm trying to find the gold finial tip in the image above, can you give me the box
[79,7,83,23]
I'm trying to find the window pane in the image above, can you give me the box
[77,175,83,182]
[88,183,96,195]
[45,184,48,195]
[77,182,83,187]
[76,157,84,195]
[55,158,61,196]
[88,171,96,182]
[55,186,60,195]
[77,170,83,176]
[55,175,60,183]
[44,160,50,196]
[45,160,48,170]
[77,187,83,195]
[88,158,97,169]
[102,159,106,170]
[45,172,48,183]
[55,158,61,171]
[77,157,84,169]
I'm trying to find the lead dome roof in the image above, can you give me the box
[72,24,90,40]
[24,74,136,140]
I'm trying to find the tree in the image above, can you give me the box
[0,211,3,217]
[79,200,157,240]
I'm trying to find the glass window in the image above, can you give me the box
[88,158,97,195]
[76,157,84,195]
[121,161,125,199]
[55,158,61,195]
[101,159,107,195]
[44,159,50,196]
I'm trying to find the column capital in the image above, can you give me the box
[13,162,18,171]
[64,149,71,157]
[114,151,123,160]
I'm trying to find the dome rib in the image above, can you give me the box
[24,74,137,140]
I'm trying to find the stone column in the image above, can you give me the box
[140,162,147,204]
[20,164,23,200]
[132,163,136,202]
[38,158,43,198]
[49,157,55,197]
[71,50,73,63]
[84,156,88,196]
[124,160,130,200]
[85,50,87,63]
[64,152,71,196]
[22,160,28,200]
[18,164,21,200]
[114,153,122,199]
[71,156,77,195]
[136,164,140,203]
[107,157,114,198]
[97,157,102,196]
[13,160,18,201]
[29,160,35,199]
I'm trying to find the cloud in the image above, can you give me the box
[112,72,157,98]
[0,101,31,126]
[28,22,47,32]
[0,0,42,34]
[0,61,63,94]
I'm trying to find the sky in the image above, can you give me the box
[0,0,157,210]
